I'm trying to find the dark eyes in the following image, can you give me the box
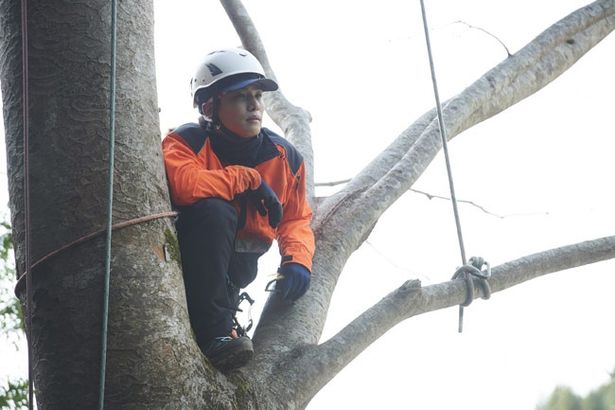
[234,92,262,101]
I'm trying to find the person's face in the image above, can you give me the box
[217,85,265,138]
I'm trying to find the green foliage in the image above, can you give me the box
[538,371,615,410]
[0,379,28,409]
[538,386,581,410]
[0,218,28,409]
[580,391,603,410]
[0,219,23,336]
[0,221,12,261]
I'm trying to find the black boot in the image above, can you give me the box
[202,335,254,370]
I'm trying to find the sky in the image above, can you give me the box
[2,0,615,409]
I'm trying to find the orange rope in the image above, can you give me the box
[14,211,177,296]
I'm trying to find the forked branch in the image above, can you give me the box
[219,0,315,200]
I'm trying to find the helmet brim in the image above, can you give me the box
[221,77,278,94]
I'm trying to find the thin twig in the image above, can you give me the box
[453,20,512,57]
[314,179,351,187]
[410,188,549,219]
[410,188,505,218]
[314,179,546,218]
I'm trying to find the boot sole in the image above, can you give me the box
[211,348,254,371]
[208,339,254,371]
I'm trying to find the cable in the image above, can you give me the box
[99,0,118,408]
[418,0,466,265]
[20,0,33,407]
[419,0,475,332]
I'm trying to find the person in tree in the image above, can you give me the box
[162,48,314,370]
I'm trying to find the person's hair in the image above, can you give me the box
[194,89,211,113]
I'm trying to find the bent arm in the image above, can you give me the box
[277,162,315,271]
[162,134,262,206]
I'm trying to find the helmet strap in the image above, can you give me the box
[211,95,222,129]
[210,96,239,138]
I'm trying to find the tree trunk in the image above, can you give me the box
[0,1,219,408]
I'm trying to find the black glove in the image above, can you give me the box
[249,181,283,228]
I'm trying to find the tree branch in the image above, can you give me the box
[365,0,614,207]
[313,108,435,227]
[219,0,315,201]
[284,234,615,405]
[318,0,615,252]
[222,0,615,392]
[248,0,615,360]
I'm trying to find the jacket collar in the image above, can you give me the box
[199,118,279,167]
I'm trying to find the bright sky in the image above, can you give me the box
[2,1,614,409]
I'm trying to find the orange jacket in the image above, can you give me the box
[162,122,314,271]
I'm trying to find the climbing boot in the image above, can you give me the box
[202,335,254,370]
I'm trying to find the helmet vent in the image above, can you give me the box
[206,63,222,77]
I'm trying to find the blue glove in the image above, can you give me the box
[276,263,310,301]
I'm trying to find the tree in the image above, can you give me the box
[538,371,615,410]
[0,0,614,408]
[538,386,581,410]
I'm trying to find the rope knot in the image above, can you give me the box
[452,256,492,307]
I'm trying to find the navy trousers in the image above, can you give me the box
[175,198,259,347]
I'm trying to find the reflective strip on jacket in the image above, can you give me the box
[162,122,314,271]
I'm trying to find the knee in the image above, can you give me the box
[180,198,238,232]
[228,253,260,289]
[192,198,235,215]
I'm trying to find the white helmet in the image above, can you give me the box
[190,48,278,108]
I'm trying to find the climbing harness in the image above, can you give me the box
[418,0,490,332]
[233,292,255,337]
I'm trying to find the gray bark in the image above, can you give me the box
[0,0,613,408]
[0,1,232,408]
